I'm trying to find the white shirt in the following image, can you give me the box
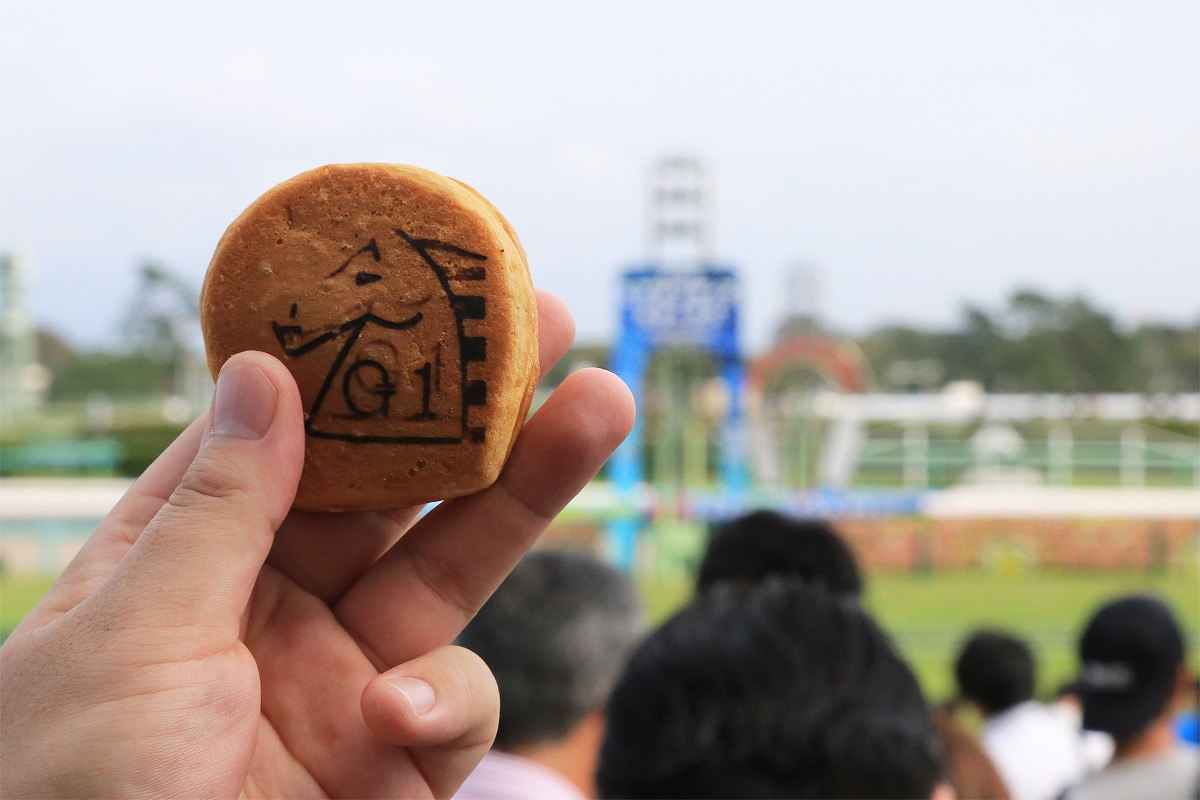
[981,700,1091,800]
[1050,698,1114,775]
[454,750,587,800]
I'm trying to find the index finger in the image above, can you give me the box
[334,368,634,667]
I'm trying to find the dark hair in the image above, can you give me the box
[456,548,642,751]
[954,631,1036,715]
[597,578,943,799]
[697,511,863,597]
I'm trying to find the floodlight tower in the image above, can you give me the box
[784,261,821,335]
[647,156,712,268]
[645,156,717,488]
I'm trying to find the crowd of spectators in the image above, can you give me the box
[457,512,1198,799]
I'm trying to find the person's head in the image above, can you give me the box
[1076,594,1188,742]
[954,630,1036,716]
[597,578,945,799]
[697,511,863,597]
[455,547,643,753]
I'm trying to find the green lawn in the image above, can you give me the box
[0,573,57,640]
[6,566,1196,707]
[637,567,1198,703]
[870,569,1198,701]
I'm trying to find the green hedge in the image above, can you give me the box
[111,424,188,476]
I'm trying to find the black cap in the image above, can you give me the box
[1077,595,1185,738]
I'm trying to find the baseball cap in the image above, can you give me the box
[1076,595,1185,738]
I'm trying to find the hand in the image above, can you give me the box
[0,291,634,799]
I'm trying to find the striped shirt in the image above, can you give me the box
[454,750,587,800]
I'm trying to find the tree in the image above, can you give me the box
[853,289,1194,394]
[120,261,201,395]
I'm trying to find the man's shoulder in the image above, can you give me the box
[1063,745,1199,800]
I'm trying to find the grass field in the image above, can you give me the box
[636,567,1198,702]
[0,573,57,640]
[5,567,1196,704]
[869,569,1198,701]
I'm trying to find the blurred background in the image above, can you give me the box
[1,0,1196,702]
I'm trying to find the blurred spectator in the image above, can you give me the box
[454,549,643,800]
[597,578,950,799]
[697,511,862,597]
[1176,675,1200,746]
[932,706,1011,799]
[1063,595,1199,800]
[1052,681,1115,774]
[955,630,1090,800]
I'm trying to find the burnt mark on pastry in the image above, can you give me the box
[406,361,438,421]
[452,295,486,320]
[326,238,382,279]
[464,380,487,407]
[272,321,341,358]
[462,336,486,362]
[342,359,396,418]
[400,237,488,264]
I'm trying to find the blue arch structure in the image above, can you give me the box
[608,266,748,569]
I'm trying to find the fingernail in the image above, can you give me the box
[388,676,437,716]
[212,361,277,440]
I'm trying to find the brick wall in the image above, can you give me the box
[835,517,1198,572]
[542,516,1199,574]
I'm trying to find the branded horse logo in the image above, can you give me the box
[271,228,488,444]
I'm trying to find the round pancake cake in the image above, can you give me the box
[201,163,538,511]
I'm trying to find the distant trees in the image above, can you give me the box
[120,261,202,396]
[858,289,1197,393]
[43,347,175,400]
[1132,324,1200,393]
[34,283,1198,400]
[39,261,199,400]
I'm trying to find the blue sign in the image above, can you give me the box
[619,267,739,357]
[608,266,747,569]
[687,488,924,522]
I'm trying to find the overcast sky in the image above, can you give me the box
[2,0,1197,353]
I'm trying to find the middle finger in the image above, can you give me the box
[333,368,634,666]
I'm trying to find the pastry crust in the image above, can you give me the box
[201,163,538,511]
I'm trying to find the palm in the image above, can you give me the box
[239,509,437,799]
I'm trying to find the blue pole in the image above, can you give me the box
[607,330,647,572]
[719,358,750,496]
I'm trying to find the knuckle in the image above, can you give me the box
[405,546,480,625]
[494,473,555,525]
[168,451,252,511]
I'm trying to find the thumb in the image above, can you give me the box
[100,351,306,633]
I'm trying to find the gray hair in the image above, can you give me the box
[456,548,644,751]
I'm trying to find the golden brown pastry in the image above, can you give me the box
[200,163,538,511]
